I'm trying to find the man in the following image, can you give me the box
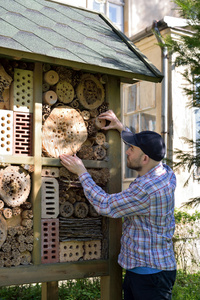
[60,110,177,300]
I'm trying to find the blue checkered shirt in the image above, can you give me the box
[79,162,176,270]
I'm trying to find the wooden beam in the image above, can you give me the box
[0,47,162,83]
[32,62,43,265]
[42,281,59,300]
[0,260,109,287]
[100,75,122,300]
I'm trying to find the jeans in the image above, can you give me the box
[123,269,176,300]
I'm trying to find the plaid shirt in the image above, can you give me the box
[79,162,176,270]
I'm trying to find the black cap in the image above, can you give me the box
[121,130,165,161]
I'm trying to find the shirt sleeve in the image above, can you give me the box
[79,172,150,218]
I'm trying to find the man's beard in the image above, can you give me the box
[126,160,142,172]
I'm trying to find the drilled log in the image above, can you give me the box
[81,110,90,120]
[56,80,74,103]
[74,202,89,218]
[12,206,22,216]
[0,166,31,207]
[93,145,106,160]
[42,106,88,158]
[94,117,106,130]
[44,70,59,85]
[0,200,4,209]
[43,90,57,106]
[76,74,105,109]
[60,202,74,218]
[3,208,12,219]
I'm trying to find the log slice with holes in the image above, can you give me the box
[76,74,105,109]
[0,166,31,207]
[42,106,88,158]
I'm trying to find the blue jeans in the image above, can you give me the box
[123,270,176,300]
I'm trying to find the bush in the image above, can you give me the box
[0,271,200,299]
[172,270,200,300]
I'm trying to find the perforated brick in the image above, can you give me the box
[11,68,33,112]
[84,240,101,260]
[42,167,59,178]
[0,110,13,155]
[60,241,84,262]
[41,219,59,264]
[13,112,33,156]
[42,177,59,218]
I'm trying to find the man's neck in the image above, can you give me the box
[138,161,160,177]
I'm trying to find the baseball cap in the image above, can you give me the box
[121,130,165,161]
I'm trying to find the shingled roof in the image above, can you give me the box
[0,0,163,82]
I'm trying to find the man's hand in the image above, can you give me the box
[60,154,87,176]
[98,110,124,132]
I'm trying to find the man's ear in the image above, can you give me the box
[143,154,150,165]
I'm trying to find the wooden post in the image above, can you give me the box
[42,281,59,300]
[100,75,122,300]
[32,62,43,265]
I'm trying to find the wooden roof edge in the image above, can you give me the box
[99,13,164,81]
[0,47,162,83]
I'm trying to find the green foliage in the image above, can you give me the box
[0,273,200,299]
[0,279,100,300]
[0,283,41,300]
[174,208,200,223]
[58,278,100,300]
[172,270,200,299]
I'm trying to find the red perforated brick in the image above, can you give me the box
[41,219,59,264]
[13,112,33,156]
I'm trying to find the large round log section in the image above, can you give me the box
[42,106,88,158]
[0,166,31,207]
[76,74,105,109]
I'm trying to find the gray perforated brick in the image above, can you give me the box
[42,177,59,219]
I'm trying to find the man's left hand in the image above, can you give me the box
[60,154,87,176]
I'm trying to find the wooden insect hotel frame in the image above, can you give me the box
[0,1,163,299]
[0,59,122,299]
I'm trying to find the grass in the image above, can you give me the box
[0,270,199,299]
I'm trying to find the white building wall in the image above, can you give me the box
[125,0,179,37]
[171,53,200,208]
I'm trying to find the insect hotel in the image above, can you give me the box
[0,0,162,299]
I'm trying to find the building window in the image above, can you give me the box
[122,81,156,180]
[87,0,124,31]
